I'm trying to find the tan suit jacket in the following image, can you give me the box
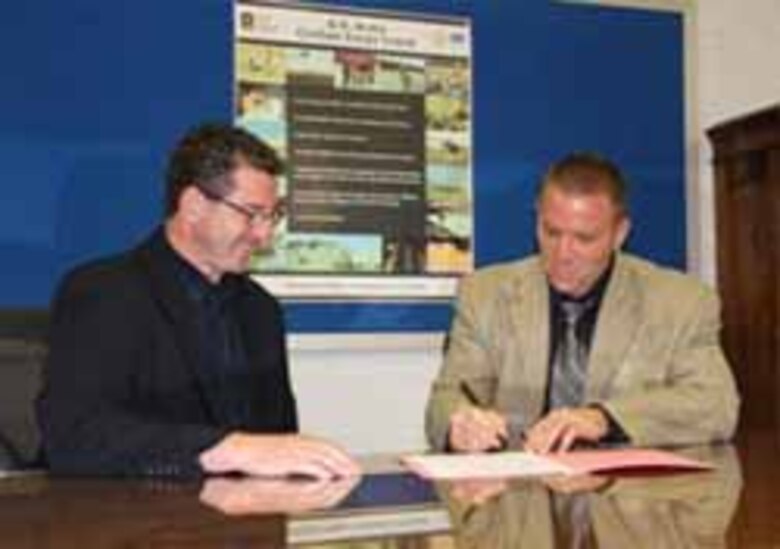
[426,253,740,450]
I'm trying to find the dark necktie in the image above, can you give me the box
[549,300,590,409]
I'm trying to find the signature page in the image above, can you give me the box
[401,452,570,480]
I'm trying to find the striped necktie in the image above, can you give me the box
[549,299,590,409]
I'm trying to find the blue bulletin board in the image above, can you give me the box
[0,0,684,333]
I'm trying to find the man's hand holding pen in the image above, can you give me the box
[448,381,514,453]
[448,405,510,453]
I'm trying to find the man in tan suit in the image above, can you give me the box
[426,152,739,454]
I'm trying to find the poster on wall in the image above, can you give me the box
[234,0,473,299]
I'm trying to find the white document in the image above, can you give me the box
[402,451,571,480]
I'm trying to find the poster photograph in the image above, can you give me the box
[235,0,473,299]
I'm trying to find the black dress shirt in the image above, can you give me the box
[166,242,254,429]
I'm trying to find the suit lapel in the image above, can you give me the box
[586,255,641,401]
[136,232,221,422]
[507,259,550,421]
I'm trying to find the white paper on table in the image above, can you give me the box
[401,451,571,480]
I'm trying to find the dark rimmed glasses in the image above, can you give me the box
[198,186,285,227]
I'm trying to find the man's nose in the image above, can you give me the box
[553,235,575,258]
[248,221,274,248]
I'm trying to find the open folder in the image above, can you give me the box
[401,448,712,480]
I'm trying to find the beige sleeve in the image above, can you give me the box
[601,285,740,445]
[425,275,500,450]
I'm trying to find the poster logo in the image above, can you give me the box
[238,8,277,35]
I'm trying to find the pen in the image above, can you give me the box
[459,380,485,408]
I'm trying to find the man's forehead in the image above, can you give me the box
[228,165,276,192]
[538,190,628,232]
[541,187,616,211]
[223,178,276,213]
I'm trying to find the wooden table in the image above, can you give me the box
[0,430,777,547]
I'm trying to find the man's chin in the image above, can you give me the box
[549,277,586,297]
[229,254,254,275]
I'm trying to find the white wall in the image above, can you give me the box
[694,0,780,284]
[289,334,443,455]
[289,0,780,455]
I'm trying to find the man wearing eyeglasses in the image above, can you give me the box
[37,123,359,479]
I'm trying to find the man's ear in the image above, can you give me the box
[179,186,206,223]
[614,216,631,250]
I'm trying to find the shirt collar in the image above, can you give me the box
[160,230,238,307]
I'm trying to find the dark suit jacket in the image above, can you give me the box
[36,230,297,477]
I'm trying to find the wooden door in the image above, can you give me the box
[708,105,780,430]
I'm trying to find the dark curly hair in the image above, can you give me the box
[164,122,284,216]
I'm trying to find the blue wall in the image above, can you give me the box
[0,0,684,331]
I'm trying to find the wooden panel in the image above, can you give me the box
[708,105,780,431]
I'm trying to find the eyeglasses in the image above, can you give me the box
[198,187,284,227]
